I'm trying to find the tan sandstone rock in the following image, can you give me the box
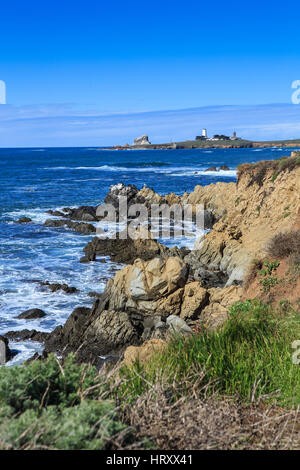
[122,338,167,367]
[193,162,300,285]
[200,285,243,330]
[180,282,209,319]
[101,256,189,316]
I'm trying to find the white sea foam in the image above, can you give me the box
[42,165,237,177]
[6,341,44,366]
[2,207,68,225]
[170,169,236,177]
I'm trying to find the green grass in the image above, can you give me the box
[118,299,300,407]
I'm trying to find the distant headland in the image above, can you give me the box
[105,129,300,150]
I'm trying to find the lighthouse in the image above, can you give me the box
[202,128,207,138]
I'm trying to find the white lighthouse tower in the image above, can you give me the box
[202,128,207,139]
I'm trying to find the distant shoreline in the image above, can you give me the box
[106,138,300,150]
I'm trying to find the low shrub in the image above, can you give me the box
[0,354,133,450]
[0,400,128,450]
[237,156,300,187]
[0,354,101,413]
[266,231,300,260]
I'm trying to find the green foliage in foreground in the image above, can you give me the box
[0,355,130,450]
[0,354,100,413]
[119,299,300,407]
[0,400,125,450]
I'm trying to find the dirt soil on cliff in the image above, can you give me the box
[124,391,300,450]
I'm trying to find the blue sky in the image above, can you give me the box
[1,0,300,146]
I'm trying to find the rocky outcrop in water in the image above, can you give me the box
[44,218,96,234]
[17,308,46,319]
[16,217,32,224]
[80,232,189,263]
[5,329,50,342]
[134,135,151,146]
[39,281,78,294]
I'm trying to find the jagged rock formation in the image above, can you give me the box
[192,159,300,285]
[80,233,189,263]
[44,218,96,234]
[45,254,237,363]
[41,155,300,366]
[134,135,151,146]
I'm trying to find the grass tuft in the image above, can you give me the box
[118,299,300,407]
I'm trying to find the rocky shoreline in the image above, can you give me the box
[2,153,300,366]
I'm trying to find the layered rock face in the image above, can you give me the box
[80,233,188,263]
[193,163,300,285]
[100,257,189,316]
[135,160,300,287]
[45,255,230,363]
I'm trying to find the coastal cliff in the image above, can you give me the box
[41,153,300,363]
[2,153,300,450]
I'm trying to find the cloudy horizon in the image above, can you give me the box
[0,102,300,148]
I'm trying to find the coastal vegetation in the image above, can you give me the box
[237,154,300,187]
[0,298,299,449]
[118,299,300,407]
[0,355,133,450]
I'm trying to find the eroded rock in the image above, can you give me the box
[100,256,189,316]
[134,135,151,146]
[80,233,187,263]
[122,339,167,367]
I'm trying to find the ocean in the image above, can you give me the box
[0,146,296,364]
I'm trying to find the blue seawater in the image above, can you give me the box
[0,146,296,363]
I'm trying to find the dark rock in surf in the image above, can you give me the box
[4,329,50,342]
[16,217,32,224]
[44,218,96,234]
[17,308,46,320]
[204,166,217,172]
[80,234,189,264]
[38,281,78,294]
[219,165,230,171]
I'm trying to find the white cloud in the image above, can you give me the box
[0,103,300,147]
